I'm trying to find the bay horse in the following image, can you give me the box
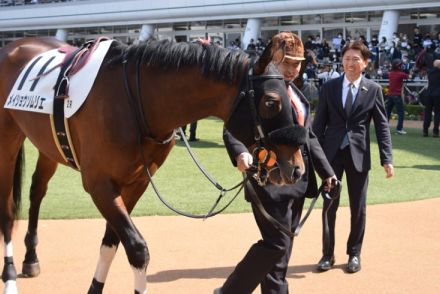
[0,37,306,293]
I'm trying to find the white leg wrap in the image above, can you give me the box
[4,281,18,294]
[93,245,117,283]
[132,266,147,294]
[4,241,13,258]
[3,241,17,294]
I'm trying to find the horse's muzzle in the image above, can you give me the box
[267,156,305,186]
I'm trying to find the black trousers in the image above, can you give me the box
[423,95,440,135]
[221,196,305,294]
[322,147,368,257]
[181,121,198,138]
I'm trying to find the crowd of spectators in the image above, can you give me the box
[227,27,439,83]
[222,28,438,103]
[298,27,440,82]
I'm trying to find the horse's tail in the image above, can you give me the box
[12,145,25,218]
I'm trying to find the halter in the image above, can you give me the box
[227,58,286,186]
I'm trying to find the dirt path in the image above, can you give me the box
[8,198,440,293]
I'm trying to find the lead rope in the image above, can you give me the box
[295,179,341,250]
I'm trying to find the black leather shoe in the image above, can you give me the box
[347,255,361,273]
[317,255,335,271]
[189,137,199,142]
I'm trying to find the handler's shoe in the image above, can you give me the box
[214,287,223,294]
[316,255,335,271]
[346,255,361,273]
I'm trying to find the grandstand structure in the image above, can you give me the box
[0,0,439,48]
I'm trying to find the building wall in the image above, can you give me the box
[0,0,439,46]
[1,0,439,30]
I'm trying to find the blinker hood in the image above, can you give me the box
[268,125,307,147]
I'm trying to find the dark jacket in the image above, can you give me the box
[313,75,393,172]
[427,67,440,98]
[223,83,334,202]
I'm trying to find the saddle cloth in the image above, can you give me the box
[4,39,113,118]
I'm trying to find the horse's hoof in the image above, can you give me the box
[22,261,40,277]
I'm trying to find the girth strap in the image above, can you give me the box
[51,47,83,170]
[50,37,110,170]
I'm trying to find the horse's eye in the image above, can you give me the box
[259,94,281,119]
[265,100,275,108]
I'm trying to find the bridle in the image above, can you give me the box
[121,53,290,219]
[121,48,325,239]
[227,58,293,187]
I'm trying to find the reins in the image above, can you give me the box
[122,48,330,237]
[178,127,244,193]
[144,165,244,219]
[122,54,175,145]
[246,176,341,239]
[122,52,245,219]
[294,179,341,236]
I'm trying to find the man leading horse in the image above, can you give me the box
[216,32,337,294]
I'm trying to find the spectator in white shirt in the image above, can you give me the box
[317,62,340,82]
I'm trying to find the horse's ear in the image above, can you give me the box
[253,40,286,75]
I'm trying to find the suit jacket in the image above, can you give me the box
[427,67,440,98]
[313,75,393,172]
[223,83,334,202]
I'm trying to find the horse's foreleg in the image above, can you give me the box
[22,152,58,277]
[87,181,148,294]
[88,224,119,294]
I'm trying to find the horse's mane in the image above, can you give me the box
[106,39,248,83]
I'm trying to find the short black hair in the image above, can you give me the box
[341,40,371,60]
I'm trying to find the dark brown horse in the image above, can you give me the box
[0,37,306,293]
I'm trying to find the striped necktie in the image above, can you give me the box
[345,83,354,116]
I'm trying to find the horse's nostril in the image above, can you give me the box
[292,166,302,180]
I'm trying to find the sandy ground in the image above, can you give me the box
[4,197,439,294]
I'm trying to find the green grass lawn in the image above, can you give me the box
[18,117,440,220]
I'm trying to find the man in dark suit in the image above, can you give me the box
[215,32,336,294]
[313,40,394,273]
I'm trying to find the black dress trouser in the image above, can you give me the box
[322,147,369,257]
[423,95,440,135]
[221,194,305,294]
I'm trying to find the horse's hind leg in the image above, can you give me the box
[22,152,58,277]
[85,179,148,294]
[0,133,25,294]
